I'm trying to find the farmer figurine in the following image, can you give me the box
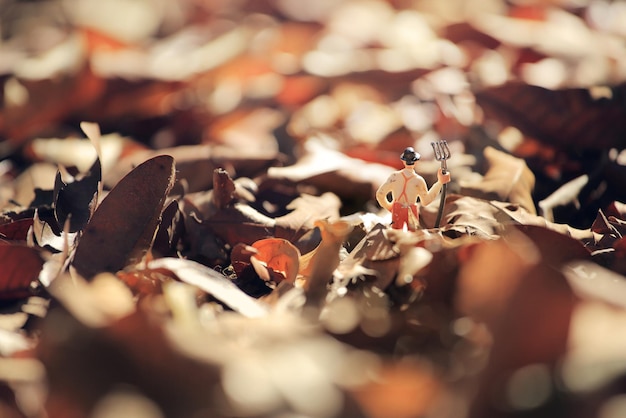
[376,146,451,231]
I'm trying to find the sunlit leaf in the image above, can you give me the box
[147,257,269,318]
[460,146,536,214]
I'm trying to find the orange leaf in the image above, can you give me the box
[250,238,300,283]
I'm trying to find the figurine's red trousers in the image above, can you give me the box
[391,202,419,231]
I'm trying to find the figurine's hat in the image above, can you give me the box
[400,147,420,163]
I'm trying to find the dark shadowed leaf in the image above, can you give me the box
[476,82,626,151]
[53,158,101,233]
[72,155,175,279]
[151,200,185,259]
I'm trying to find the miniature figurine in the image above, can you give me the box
[376,146,451,231]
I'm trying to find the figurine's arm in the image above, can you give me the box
[376,177,395,211]
[420,168,451,207]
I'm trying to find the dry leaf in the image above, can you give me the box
[193,169,343,247]
[461,146,536,214]
[268,136,395,200]
[491,200,592,241]
[0,218,33,242]
[439,194,502,238]
[52,158,101,233]
[475,82,626,151]
[538,174,588,222]
[303,219,353,309]
[147,257,268,318]
[72,155,175,279]
[0,243,45,300]
[250,238,300,284]
[151,199,185,259]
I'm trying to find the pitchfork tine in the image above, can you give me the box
[432,140,450,172]
[431,140,451,228]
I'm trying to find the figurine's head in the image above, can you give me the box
[400,147,420,165]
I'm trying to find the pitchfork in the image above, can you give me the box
[431,140,451,228]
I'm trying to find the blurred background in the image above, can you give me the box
[2,1,626,418]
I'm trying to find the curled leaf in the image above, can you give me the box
[212,168,236,209]
[250,238,300,284]
[460,146,536,214]
[538,174,589,222]
[302,219,353,309]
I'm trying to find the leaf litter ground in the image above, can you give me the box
[1,1,626,417]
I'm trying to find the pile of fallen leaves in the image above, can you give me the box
[2,0,626,417]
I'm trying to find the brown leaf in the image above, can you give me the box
[116,268,171,297]
[229,243,275,298]
[475,82,626,151]
[72,155,175,279]
[211,168,236,209]
[193,170,342,248]
[460,146,536,214]
[230,237,301,287]
[151,200,185,259]
[491,200,592,241]
[0,243,44,300]
[455,228,538,327]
